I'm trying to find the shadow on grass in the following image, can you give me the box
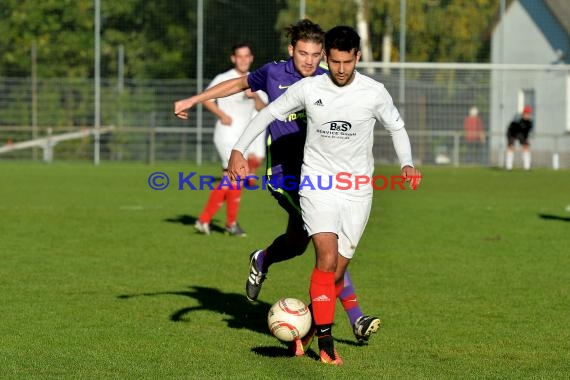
[118,285,271,335]
[164,214,226,234]
[538,213,570,222]
[333,336,368,347]
[251,345,320,360]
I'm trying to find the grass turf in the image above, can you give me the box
[1,162,569,378]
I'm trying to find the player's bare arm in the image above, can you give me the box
[173,75,250,119]
[401,165,422,190]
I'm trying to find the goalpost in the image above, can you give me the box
[0,127,113,163]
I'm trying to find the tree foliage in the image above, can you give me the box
[278,0,498,62]
[0,0,498,79]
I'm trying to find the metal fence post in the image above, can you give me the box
[148,128,155,165]
[453,132,460,167]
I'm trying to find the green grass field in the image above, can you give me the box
[1,162,569,379]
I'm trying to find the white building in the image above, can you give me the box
[490,0,570,166]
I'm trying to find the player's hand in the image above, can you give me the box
[227,150,249,182]
[401,165,422,190]
[174,98,196,119]
[220,114,232,126]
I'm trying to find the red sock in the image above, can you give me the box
[310,268,336,326]
[225,187,242,226]
[198,186,227,223]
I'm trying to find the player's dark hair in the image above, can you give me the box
[324,26,360,55]
[285,19,325,47]
[231,42,253,55]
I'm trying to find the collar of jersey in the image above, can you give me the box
[284,58,328,78]
[284,59,301,78]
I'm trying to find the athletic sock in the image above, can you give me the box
[337,270,363,326]
[506,150,514,170]
[225,187,242,226]
[198,186,227,223]
[310,268,336,326]
[523,150,531,170]
[316,328,335,357]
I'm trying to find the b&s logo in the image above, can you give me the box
[322,120,352,132]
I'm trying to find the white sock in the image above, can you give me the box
[506,151,514,170]
[523,151,531,170]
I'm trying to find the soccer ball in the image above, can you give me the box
[267,298,312,342]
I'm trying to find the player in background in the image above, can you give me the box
[506,105,533,170]
[227,25,422,365]
[191,43,267,236]
[174,20,380,350]
[463,106,486,164]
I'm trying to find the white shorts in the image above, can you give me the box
[214,129,265,168]
[214,125,242,169]
[300,192,372,259]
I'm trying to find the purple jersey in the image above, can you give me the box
[247,58,327,142]
[247,59,327,203]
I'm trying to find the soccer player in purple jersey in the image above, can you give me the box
[174,20,380,350]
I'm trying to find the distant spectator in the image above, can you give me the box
[463,106,485,164]
[506,105,533,170]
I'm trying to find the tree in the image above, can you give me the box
[276,0,498,63]
[0,0,93,77]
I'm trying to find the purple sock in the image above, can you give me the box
[340,271,363,326]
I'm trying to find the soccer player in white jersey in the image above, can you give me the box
[194,43,267,236]
[227,26,422,365]
[175,20,381,350]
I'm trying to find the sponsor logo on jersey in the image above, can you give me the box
[322,120,351,131]
[313,99,324,106]
[286,110,306,122]
[278,84,290,89]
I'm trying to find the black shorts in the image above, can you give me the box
[265,133,304,218]
[507,133,529,146]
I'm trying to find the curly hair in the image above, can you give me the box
[285,19,325,47]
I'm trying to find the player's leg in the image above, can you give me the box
[201,136,245,236]
[301,193,342,364]
[225,174,246,236]
[246,206,310,301]
[195,171,227,235]
[311,232,342,365]
[522,138,531,170]
[506,135,515,170]
[263,208,310,269]
[336,197,380,343]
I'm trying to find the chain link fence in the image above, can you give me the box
[2,63,569,168]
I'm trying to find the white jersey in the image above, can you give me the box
[208,68,267,144]
[267,71,408,199]
[208,69,267,165]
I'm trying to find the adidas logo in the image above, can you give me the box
[313,99,324,106]
[312,294,331,302]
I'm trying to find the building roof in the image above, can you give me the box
[544,0,570,35]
